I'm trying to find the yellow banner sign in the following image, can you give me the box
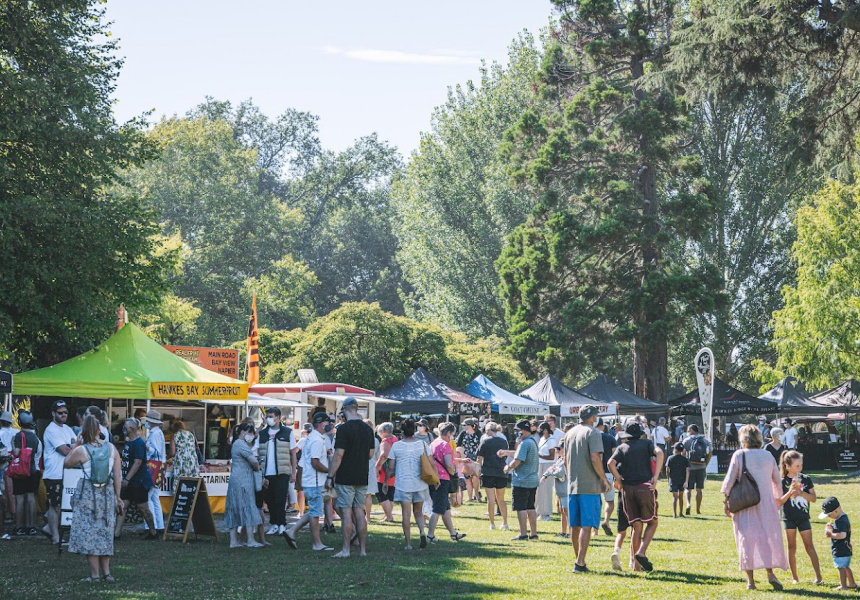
[151,382,248,401]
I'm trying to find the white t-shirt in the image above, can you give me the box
[654,426,672,446]
[538,435,559,465]
[43,422,76,479]
[265,427,298,476]
[783,427,798,449]
[301,430,328,488]
[0,425,20,453]
[389,438,430,493]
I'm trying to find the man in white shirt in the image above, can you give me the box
[283,412,332,551]
[144,410,167,536]
[782,419,798,450]
[42,400,76,544]
[653,418,672,451]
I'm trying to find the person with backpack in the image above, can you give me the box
[682,424,712,515]
[10,411,42,537]
[63,414,123,583]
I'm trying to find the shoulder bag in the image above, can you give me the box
[727,450,760,513]
[7,431,34,479]
[420,443,441,486]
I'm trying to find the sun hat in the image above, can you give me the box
[145,409,162,424]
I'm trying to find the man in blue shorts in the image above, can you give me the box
[564,405,611,573]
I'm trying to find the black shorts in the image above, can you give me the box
[120,484,150,505]
[43,478,62,507]
[668,480,686,493]
[376,481,395,503]
[12,473,41,496]
[783,516,812,532]
[481,475,508,489]
[617,491,629,532]
[430,481,451,515]
[511,486,537,512]
[688,469,706,489]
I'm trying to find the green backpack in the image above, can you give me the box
[85,443,112,486]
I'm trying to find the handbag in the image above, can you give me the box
[8,432,34,479]
[147,448,165,488]
[420,443,440,486]
[727,451,760,513]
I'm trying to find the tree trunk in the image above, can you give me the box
[633,334,669,402]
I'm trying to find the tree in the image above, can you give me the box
[752,168,860,390]
[0,0,173,368]
[391,34,542,337]
[497,1,720,401]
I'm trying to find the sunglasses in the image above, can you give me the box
[56,411,68,416]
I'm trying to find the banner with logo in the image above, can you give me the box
[151,382,248,401]
[695,347,715,442]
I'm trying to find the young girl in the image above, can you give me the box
[539,443,569,538]
[778,450,823,584]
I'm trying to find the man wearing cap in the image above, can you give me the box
[0,411,19,522]
[564,405,611,573]
[499,419,540,540]
[258,406,298,535]
[608,422,663,572]
[141,409,167,537]
[284,412,333,551]
[42,400,77,544]
[326,397,375,558]
[758,416,772,443]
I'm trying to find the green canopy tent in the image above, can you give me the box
[14,323,248,401]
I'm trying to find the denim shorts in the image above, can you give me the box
[834,555,852,569]
[304,486,324,518]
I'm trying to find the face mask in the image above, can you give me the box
[144,422,150,430]
[323,423,333,433]
[243,433,255,444]
[266,417,276,427]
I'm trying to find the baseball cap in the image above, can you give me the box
[341,397,359,408]
[673,442,684,452]
[579,404,600,421]
[758,415,767,421]
[819,496,841,519]
[625,422,644,439]
[51,400,68,412]
[515,419,532,431]
[312,412,332,425]
[17,411,34,425]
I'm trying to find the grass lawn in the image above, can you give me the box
[4,472,860,599]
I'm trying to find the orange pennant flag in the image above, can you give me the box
[246,292,260,386]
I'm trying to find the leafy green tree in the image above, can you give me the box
[392,34,542,337]
[752,169,860,390]
[498,1,720,401]
[0,0,173,368]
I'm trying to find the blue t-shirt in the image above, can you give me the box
[832,513,852,558]
[512,435,539,488]
[121,437,152,489]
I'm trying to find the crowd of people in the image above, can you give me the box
[0,399,853,591]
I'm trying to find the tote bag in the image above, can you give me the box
[420,443,440,486]
[7,431,34,479]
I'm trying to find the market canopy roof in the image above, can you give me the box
[520,374,614,416]
[671,377,777,416]
[795,379,860,415]
[14,323,248,401]
[379,368,487,414]
[578,375,667,414]
[758,377,814,412]
[467,374,547,416]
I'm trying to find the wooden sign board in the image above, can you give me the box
[164,346,239,378]
[164,477,218,543]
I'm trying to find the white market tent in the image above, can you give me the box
[466,374,548,416]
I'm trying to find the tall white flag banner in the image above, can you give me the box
[695,347,715,442]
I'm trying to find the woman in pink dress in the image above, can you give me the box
[721,424,788,590]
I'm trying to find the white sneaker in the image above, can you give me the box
[538,515,552,522]
[610,552,622,571]
[489,524,496,530]
[266,525,278,535]
[500,524,510,530]
[278,525,287,535]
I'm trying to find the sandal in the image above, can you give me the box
[80,576,100,583]
[451,532,466,541]
[426,535,437,544]
[103,574,116,583]
[767,578,783,591]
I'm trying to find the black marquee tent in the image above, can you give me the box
[379,368,488,414]
[758,377,814,413]
[519,374,597,417]
[671,377,778,416]
[796,379,860,415]
[578,375,667,415]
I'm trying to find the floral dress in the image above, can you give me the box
[172,430,199,478]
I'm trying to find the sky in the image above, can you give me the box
[104,0,553,156]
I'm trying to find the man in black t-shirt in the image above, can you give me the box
[608,422,664,573]
[327,397,375,558]
[597,419,618,536]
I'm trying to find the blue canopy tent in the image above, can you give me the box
[467,374,547,416]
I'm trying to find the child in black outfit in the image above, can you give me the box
[665,443,690,518]
[820,496,856,591]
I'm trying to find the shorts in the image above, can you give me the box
[304,486,324,518]
[334,484,367,510]
[458,477,467,491]
[394,488,430,504]
[621,484,658,523]
[688,469,706,489]
[603,473,616,502]
[568,494,602,529]
[617,492,629,532]
[120,484,150,505]
[668,480,686,493]
[430,481,451,515]
[376,481,395,503]
[43,478,62,507]
[834,556,852,569]
[783,516,811,532]
[512,486,537,512]
[11,473,41,496]
[481,475,507,489]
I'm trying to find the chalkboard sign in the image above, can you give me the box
[164,477,218,543]
[838,449,858,471]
